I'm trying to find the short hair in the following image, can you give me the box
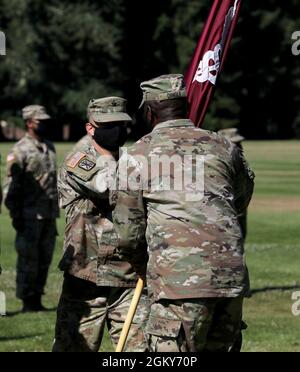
[145,97,188,118]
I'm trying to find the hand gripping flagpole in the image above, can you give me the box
[116,278,144,352]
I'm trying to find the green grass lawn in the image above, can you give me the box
[0,140,300,352]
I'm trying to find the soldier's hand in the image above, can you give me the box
[134,264,147,283]
[12,218,24,232]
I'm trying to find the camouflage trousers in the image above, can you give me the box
[52,274,150,352]
[15,219,56,300]
[146,297,244,352]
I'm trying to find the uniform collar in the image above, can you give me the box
[89,145,115,164]
[152,119,195,132]
[87,147,116,174]
[25,133,46,150]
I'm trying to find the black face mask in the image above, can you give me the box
[93,124,128,152]
[33,121,48,137]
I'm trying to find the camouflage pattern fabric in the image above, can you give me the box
[139,74,187,108]
[113,119,255,303]
[218,128,245,144]
[146,297,243,352]
[218,129,247,241]
[87,97,132,124]
[22,105,51,120]
[72,135,92,153]
[53,274,149,352]
[58,145,138,286]
[238,211,248,241]
[15,219,56,299]
[3,134,59,220]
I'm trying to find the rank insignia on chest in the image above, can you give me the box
[78,158,96,171]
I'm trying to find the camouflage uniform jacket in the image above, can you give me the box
[113,119,255,303]
[58,145,138,286]
[3,134,59,220]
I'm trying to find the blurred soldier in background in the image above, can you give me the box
[113,75,255,352]
[3,105,59,312]
[52,97,149,352]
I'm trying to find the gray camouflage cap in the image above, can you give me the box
[139,74,187,108]
[22,105,51,120]
[218,128,245,143]
[87,97,132,126]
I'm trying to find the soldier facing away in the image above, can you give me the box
[3,105,59,312]
[112,74,255,352]
[52,97,149,352]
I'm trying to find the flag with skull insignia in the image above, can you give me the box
[185,0,242,127]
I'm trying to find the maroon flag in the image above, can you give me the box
[185,0,242,127]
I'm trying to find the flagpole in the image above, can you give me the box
[115,278,144,352]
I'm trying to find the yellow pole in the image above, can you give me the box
[116,278,144,352]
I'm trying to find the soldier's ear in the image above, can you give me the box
[86,122,95,136]
[26,119,34,130]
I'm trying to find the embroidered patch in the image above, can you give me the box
[78,158,96,171]
[67,152,86,168]
[7,153,16,163]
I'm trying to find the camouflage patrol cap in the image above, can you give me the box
[87,97,132,126]
[218,128,245,143]
[139,74,187,108]
[22,105,51,120]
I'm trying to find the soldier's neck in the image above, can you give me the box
[27,129,42,142]
[153,115,185,128]
[92,139,112,157]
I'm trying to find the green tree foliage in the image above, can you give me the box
[0,0,126,138]
[0,0,299,139]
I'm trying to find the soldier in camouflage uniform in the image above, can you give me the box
[112,75,255,352]
[52,97,149,352]
[3,105,59,312]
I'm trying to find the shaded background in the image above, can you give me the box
[0,0,300,141]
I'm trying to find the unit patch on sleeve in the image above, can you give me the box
[78,158,96,171]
